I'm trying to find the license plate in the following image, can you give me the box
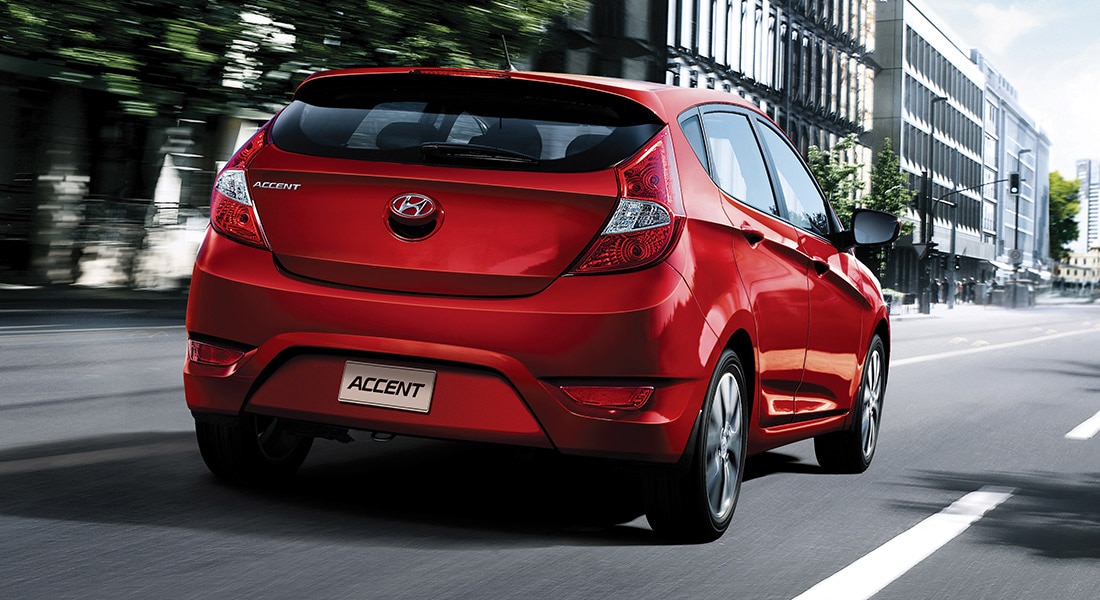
[338,361,436,413]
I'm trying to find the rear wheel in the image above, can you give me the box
[196,414,313,484]
[644,350,748,543]
[814,334,886,473]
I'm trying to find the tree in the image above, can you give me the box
[1,0,588,117]
[860,138,914,279]
[865,138,915,235]
[229,1,590,109]
[806,133,864,227]
[1,0,248,117]
[1048,171,1080,262]
[0,0,588,195]
[807,136,913,279]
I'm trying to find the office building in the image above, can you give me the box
[976,52,1051,276]
[872,0,1050,295]
[540,0,877,160]
[1077,159,1100,251]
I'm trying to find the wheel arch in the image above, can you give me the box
[674,324,756,471]
[873,316,891,380]
[725,328,756,422]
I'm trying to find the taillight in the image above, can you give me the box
[570,128,683,274]
[210,126,270,249]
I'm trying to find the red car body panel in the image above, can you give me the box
[249,149,618,297]
[184,67,891,465]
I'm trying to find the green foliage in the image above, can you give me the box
[0,0,588,116]
[806,136,913,279]
[859,138,914,278]
[866,138,915,237]
[241,0,588,107]
[1,0,247,116]
[1048,171,1080,262]
[806,133,864,227]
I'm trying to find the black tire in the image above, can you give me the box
[195,414,313,485]
[814,334,886,473]
[644,350,748,543]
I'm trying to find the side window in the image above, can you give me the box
[699,111,779,217]
[756,123,833,236]
[679,114,709,174]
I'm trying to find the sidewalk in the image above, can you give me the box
[0,283,188,314]
[891,292,1095,321]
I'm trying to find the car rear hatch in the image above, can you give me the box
[251,70,664,297]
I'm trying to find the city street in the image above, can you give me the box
[1,291,1098,599]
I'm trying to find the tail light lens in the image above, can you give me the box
[570,128,683,274]
[210,125,270,249]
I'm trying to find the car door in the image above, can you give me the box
[753,120,867,418]
[688,106,811,427]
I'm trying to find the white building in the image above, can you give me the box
[975,51,1051,276]
[1076,159,1100,252]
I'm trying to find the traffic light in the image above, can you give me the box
[1009,172,1020,194]
[954,256,961,270]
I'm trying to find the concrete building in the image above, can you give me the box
[871,0,1050,300]
[872,0,984,296]
[975,52,1051,279]
[1058,247,1100,295]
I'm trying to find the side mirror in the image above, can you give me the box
[850,209,900,246]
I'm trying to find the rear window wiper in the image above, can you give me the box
[420,143,540,166]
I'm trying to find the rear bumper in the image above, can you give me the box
[185,230,719,463]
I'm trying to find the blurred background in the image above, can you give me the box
[3,1,1079,303]
[0,0,597,289]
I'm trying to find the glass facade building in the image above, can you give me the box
[540,0,877,161]
[976,52,1051,273]
[872,0,1049,293]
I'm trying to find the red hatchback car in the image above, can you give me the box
[185,67,899,542]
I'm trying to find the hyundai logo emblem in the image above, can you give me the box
[390,193,438,223]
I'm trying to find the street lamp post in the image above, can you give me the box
[1011,148,1032,309]
[919,95,948,315]
[947,198,958,309]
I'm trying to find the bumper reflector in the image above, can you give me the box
[560,386,654,410]
[187,339,246,367]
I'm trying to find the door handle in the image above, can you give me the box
[739,225,764,246]
[811,257,830,276]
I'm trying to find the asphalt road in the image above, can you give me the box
[1,293,1098,599]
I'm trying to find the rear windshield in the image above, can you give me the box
[270,73,664,172]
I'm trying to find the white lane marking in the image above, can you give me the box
[0,441,194,476]
[892,328,1100,367]
[0,324,184,337]
[1066,410,1100,440]
[792,486,1015,600]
